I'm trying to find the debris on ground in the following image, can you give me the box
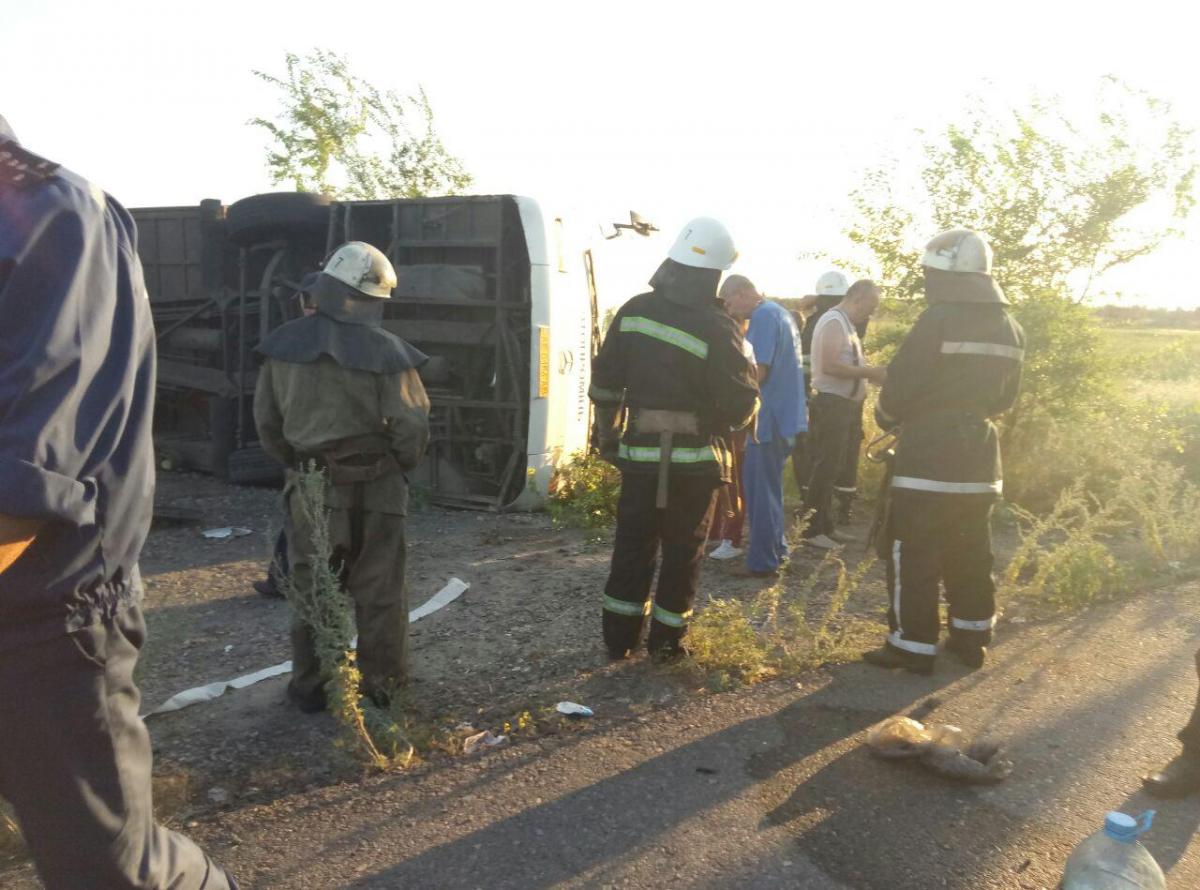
[202,526,254,540]
[556,701,594,718]
[462,730,508,754]
[865,698,1013,784]
[207,787,231,806]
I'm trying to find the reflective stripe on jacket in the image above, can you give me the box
[879,300,1024,495]
[589,290,758,482]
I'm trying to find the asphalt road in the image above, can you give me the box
[179,582,1200,889]
[5,582,1198,889]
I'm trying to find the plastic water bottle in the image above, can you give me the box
[1061,811,1166,889]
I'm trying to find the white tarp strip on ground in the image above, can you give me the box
[145,578,470,717]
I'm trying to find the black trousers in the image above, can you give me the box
[0,606,236,889]
[265,525,290,593]
[834,401,865,516]
[791,431,811,497]
[1179,647,1200,757]
[803,392,862,537]
[884,493,997,665]
[602,471,719,655]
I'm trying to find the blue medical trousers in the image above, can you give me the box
[744,434,792,572]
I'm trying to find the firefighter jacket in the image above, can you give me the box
[589,260,759,483]
[878,269,1025,497]
[254,313,431,516]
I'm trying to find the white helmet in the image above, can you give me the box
[815,270,849,297]
[922,229,993,275]
[321,241,397,299]
[667,217,737,271]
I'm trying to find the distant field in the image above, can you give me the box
[1101,326,1200,408]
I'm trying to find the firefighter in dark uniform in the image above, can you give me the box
[863,229,1025,675]
[590,218,759,659]
[0,116,236,888]
[254,242,431,711]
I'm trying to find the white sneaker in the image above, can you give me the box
[709,540,744,560]
[802,534,843,551]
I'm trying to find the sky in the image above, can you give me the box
[3,0,1198,310]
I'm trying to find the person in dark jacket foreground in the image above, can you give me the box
[589,218,758,659]
[862,229,1025,676]
[0,114,236,890]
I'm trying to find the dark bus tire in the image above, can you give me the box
[225,193,332,246]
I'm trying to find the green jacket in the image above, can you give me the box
[253,356,430,514]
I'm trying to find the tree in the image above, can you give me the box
[845,80,1195,438]
[251,49,472,199]
[848,78,1194,305]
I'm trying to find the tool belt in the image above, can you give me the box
[632,409,701,509]
[296,434,402,486]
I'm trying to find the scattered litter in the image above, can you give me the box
[148,661,294,715]
[410,577,469,621]
[145,577,471,716]
[1008,616,1027,625]
[207,787,230,805]
[865,698,1012,784]
[202,527,253,540]
[556,701,594,718]
[454,722,475,732]
[463,730,507,754]
[223,645,233,654]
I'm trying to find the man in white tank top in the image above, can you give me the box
[800,280,886,549]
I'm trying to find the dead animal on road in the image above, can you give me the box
[865,698,1013,784]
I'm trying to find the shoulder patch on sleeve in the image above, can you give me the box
[0,140,60,188]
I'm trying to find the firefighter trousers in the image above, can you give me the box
[602,471,719,655]
[287,481,409,705]
[884,492,997,666]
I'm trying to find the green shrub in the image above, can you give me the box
[546,450,621,528]
[688,552,876,684]
[686,597,772,683]
[1003,460,1200,616]
[280,464,413,770]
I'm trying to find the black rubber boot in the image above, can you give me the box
[836,493,853,526]
[861,644,935,676]
[286,683,328,714]
[1143,753,1200,799]
[945,635,988,670]
[253,579,283,599]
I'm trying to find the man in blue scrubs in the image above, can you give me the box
[0,115,235,889]
[722,276,807,578]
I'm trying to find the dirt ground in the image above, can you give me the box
[7,469,1186,889]
[2,469,1023,883]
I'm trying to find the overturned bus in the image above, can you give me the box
[131,192,596,510]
